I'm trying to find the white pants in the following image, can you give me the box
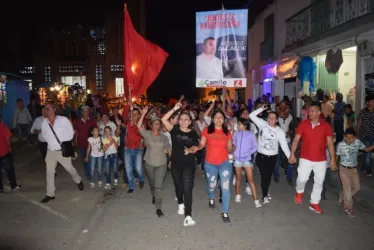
[296,158,327,204]
[45,149,81,197]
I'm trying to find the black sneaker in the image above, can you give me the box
[127,189,134,194]
[139,181,145,189]
[41,196,55,203]
[274,176,279,183]
[208,199,215,209]
[156,209,164,217]
[221,213,230,223]
[152,196,155,205]
[77,181,84,191]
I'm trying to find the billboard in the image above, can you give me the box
[196,9,248,88]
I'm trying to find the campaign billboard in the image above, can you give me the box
[196,9,248,88]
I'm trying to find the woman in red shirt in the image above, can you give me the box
[191,109,233,223]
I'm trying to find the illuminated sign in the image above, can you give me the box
[276,57,299,79]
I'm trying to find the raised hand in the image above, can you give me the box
[174,102,182,111]
[141,106,149,116]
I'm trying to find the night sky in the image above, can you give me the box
[1,0,252,101]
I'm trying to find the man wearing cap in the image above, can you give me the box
[73,106,97,179]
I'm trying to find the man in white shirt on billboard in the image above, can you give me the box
[196,37,223,79]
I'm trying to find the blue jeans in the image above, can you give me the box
[124,147,144,189]
[104,154,119,184]
[80,147,90,178]
[89,156,103,182]
[361,137,374,174]
[274,142,293,181]
[205,160,232,213]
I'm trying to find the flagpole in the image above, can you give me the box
[124,3,132,105]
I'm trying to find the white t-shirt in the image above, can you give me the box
[249,108,290,157]
[195,120,208,133]
[102,137,120,155]
[196,53,223,79]
[88,137,104,157]
[278,114,293,143]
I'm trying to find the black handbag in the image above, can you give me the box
[48,124,75,158]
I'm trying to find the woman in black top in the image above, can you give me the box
[162,102,199,227]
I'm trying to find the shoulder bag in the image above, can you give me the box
[48,124,74,158]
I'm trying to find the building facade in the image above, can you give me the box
[247,0,374,115]
[17,0,146,98]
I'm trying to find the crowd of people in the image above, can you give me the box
[1,88,374,225]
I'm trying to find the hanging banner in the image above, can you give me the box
[196,9,248,88]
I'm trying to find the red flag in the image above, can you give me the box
[123,6,168,100]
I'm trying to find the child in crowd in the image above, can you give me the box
[344,104,355,129]
[232,118,261,208]
[336,127,374,217]
[85,126,104,188]
[102,126,120,189]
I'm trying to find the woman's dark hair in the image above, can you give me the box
[344,127,356,136]
[89,125,103,148]
[237,118,251,131]
[207,109,229,135]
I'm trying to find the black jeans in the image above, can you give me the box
[171,165,195,216]
[195,149,206,172]
[38,141,48,159]
[0,153,18,190]
[256,153,277,199]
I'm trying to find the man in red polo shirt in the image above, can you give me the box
[289,102,336,213]
[0,116,20,193]
[73,106,97,179]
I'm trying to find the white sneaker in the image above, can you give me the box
[235,194,241,203]
[90,182,95,188]
[263,197,270,204]
[183,216,196,227]
[245,186,252,195]
[268,193,272,200]
[254,200,262,208]
[104,184,111,190]
[98,181,103,187]
[232,175,236,186]
[114,179,118,186]
[177,204,185,215]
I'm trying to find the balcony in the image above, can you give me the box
[283,0,374,52]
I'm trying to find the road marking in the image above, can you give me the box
[15,192,71,222]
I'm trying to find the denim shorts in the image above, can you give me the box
[234,160,253,168]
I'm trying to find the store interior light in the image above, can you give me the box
[264,78,272,83]
[50,87,55,91]
[131,97,136,102]
[55,85,60,91]
[87,89,91,94]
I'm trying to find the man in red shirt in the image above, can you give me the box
[73,106,97,179]
[0,116,20,193]
[123,107,145,194]
[289,102,336,214]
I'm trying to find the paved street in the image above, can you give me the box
[1,143,374,250]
